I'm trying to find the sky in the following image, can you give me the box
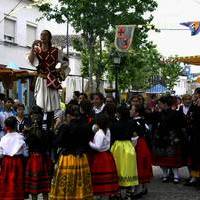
[148,0,200,72]
[149,0,200,57]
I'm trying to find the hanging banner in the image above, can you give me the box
[114,25,136,52]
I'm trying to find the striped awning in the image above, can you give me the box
[177,55,200,65]
[0,67,35,80]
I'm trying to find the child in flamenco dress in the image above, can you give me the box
[130,105,153,198]
[88,113,119,199]
[0,116,28,200]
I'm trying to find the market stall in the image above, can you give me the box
[0,66,36,111]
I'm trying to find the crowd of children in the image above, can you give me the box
[0,89,200,200]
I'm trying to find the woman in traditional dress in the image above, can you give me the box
[28,30,70,130]
[88,113,119,199]
[0,116,28,200]
[111,105,138,200]
[152,96,186,183]
[25,106,53,200]
[50,106,93,200]
[130,105,153,198]
[185,88,200,186]
[178,95,192,182]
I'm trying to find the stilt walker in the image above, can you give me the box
[28,30,70,131]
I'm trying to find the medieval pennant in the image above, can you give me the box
[180,21,200,36]
[114,25,136,52]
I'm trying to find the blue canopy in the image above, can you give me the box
[7,62,20,70]
[147,84,168,94]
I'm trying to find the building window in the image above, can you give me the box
[26,24,37,47]
[4,18,16,43]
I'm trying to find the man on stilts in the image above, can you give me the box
[28,30,70,130]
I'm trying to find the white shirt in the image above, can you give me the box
[89,129,111,152]
[93,104,105,114]
[0,132,28,157]
[183,105,189,116]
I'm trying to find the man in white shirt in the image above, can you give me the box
[179,94,192,116]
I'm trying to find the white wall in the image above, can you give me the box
[173,76,188,95]
[0,0,68,67]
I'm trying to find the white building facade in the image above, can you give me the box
[0,0,83,105]
[0,0,68,68]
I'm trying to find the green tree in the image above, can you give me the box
[72,36,106,91]
[36,0,158,92]
[159,57,183,90]
[105,44,182,91]
[105,42,162,91]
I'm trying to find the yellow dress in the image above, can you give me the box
[50,154,93,200]
[191,170,200,178]
[111,140,138,187]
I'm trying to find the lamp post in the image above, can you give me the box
[66,20,69,57]
[113,52,121,104]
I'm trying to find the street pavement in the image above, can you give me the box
[29,166,200,200]
[143,166,200,200]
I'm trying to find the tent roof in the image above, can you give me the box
[177,55,200,65]
[0,67,35,81]
[147,84,168,94]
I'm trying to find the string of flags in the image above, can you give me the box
[114,22,200,52]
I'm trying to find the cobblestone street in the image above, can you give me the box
[29,166,200,200]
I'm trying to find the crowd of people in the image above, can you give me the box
[0,88,200,200]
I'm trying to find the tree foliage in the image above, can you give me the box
[159,57,183,90]
[105,44,182,91]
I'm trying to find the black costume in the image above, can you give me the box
[152,109,186,168]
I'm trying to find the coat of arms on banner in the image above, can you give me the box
[114,25,136,52]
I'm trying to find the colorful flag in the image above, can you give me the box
[114,25,135,52]
[180,21,200,36]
